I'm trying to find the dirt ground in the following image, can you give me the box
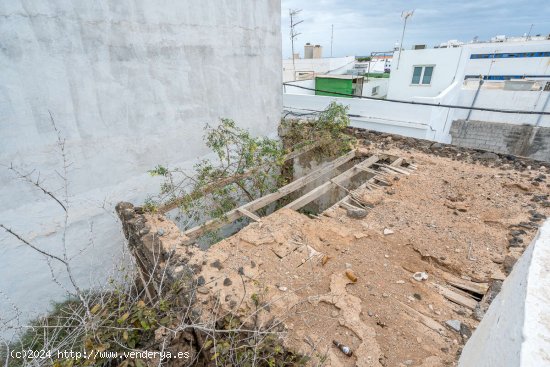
[152,141,550,367]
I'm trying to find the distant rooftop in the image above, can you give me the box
[409,34,550,50]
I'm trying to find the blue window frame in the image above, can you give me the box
[470,51,550,59]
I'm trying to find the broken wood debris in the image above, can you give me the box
[432,283,478,310]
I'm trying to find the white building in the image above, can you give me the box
[0,0,281,332]
[283,55,356,82]
[284,35,550,159]
[388,36,550,101]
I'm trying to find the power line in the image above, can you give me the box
[282,82,550,115]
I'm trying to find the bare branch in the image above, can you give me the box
[7,164,67,212]
[0,224,67,265]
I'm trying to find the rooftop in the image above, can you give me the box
[119,130,550,366]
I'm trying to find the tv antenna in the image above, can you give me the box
[396,9,414,70]
[289,9,303,76]
[527,24,534,39]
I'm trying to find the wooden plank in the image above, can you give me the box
[379,163,411,175]
[441,273,489,295]
[339,201,361,211]
[237,208,261,222]
[325,155,404,212]
[284,155,380,210]
[390,157,404,167]
[182,149,357,241]
[160,142,321,213]
[397,300,447,336]
[433,283,478,310]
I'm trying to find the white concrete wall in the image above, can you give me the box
[388,39,550,101]
[388,48,464,100]
[362,79,389,98]
[464,40,550,78]
[0,0,281,331]
[459,220,550,367]
[282,78,389,98]
[282,94,433,139]
[282,56,355,82]
[282,79,316,95]
[453,88,550,127]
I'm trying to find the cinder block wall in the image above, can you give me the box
[450,120,550,162]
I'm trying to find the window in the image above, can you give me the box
[372,86,379,96]
[411,66,434,85]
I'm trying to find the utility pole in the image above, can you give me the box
[289,9,303,80]
[331,24,334,57]
[396,10,414,70]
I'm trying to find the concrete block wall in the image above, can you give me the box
[450,120,550,161]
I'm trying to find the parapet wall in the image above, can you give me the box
[459,219,550,367]
[450,120,550,162]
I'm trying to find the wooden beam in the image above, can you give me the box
[284,155,380,210]
[182,149,357,241]
[432,283,478,310]
[159,142,321,213]
[397,300,447,336]
[441,272,489,295]
[378,163,411,175]
[326,155,405,212]
[237,208,261,222]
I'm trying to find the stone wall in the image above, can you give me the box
[450,120,550,162]
[347,127,550,172]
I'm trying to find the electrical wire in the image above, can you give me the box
[283,82,550,115]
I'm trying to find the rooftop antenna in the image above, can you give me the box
[396,9,414,70]
[289,9,303,79]
[331,24,334,57]
[527,23,534,39]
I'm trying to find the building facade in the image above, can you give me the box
[388,36,550,100]
[0,0,281,330]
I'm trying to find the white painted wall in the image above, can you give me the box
[0,0,281,333]
[464,40,550,79]
[459,220,550,367]
[282,79,316,95]
[362,79,389,98]
[282,56,356,82]
[282,94,433,139]
[454,88,550,127]
[388,48,464,100]
[354,59,388,74]
[282,78,389,98]
[388,39,550,102]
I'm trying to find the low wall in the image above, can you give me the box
[459,220,550,367]
[450,120,550,161]
[283,94,434,140]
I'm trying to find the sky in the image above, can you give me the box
[280,0,550,58]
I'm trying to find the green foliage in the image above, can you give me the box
[4,284,187,367]
[281,101,356,157]
[204,316,309,367]
[356,56,372,62]
[149,119,285,239]
[148,165,169,177]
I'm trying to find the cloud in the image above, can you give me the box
[281,0,550,57]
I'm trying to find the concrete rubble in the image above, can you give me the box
[117,129,550,366]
